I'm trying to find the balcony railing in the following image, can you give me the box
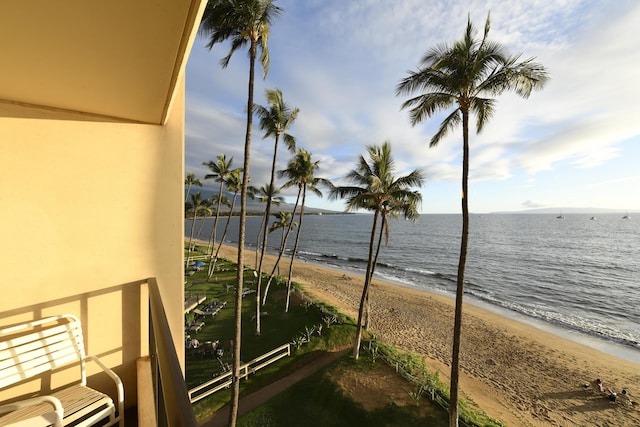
[147,277,198,426]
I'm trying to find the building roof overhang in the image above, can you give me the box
[0,1,206,124]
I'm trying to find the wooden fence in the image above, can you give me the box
[188,343,291,403]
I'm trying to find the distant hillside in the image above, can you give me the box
[186,188,343,215]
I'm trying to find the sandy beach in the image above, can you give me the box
[213,243,640,426]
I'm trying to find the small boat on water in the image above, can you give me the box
[556,215,564,219]
[590,216,596,220]
[623,211,630,219]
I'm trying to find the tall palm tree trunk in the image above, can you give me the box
[364,214,386,329]
[212,192,238,276]
[186,210,198,268]
[195,216,206,242]
[285,186,306,312]
[185,183,192,203]
[255,215,265,268]
[279,224,286,275]
[209,183,224,253]
[229,40,256,427]
[256,135,280,334]
[207,184,225,280]
[449,110,470,427]
[353,210,379,360]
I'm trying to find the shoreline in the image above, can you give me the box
[198,243,640,426]
[378,268,640,364]
[292,252,640,364]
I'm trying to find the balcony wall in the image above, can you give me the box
[0,81,186,408]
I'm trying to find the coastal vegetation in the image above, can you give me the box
[253,88,299,336]
[199,0,283,423]
[272,149,332,311]
[396,13,548,426]
[184,172,203,203]
[193,2,548,426]
[329,142,424,359]
[184,243,502,426]
[202,154,241,280]
[184,246,354,421]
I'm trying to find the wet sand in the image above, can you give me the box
[213,243,640,426]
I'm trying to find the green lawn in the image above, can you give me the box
[237,355,450,427]
[184,247,356,421]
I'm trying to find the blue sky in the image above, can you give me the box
[185,0,640,214]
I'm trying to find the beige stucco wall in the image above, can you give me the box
[0,81,186,407]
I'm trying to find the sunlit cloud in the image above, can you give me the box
[186,0,640,212]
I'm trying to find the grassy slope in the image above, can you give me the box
[184,244,496,426]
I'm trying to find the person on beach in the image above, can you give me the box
[594,378,606,393]
[591,378,618,402]
[619,389,637,406]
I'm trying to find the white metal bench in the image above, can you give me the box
[0,315,124,426]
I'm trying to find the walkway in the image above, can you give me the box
[200,349,349,427]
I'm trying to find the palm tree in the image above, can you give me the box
[184,172,203,203]
[253,88,299,334]
[199,2,283,424]
[194,198,214,242]
[363,192,421,329]
[329,142,424,359]
[269,210,296,276]
[396,14,547,426]
[210,169,242,275]
[203,154,234,257]
[278,149,331,312]
[248,183,284,334]
[261,184,301,305]
[186,192,206,268]
[249,183,284,268]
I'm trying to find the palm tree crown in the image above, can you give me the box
[396,13,548,146]
[334,142,424,216]
[185,172,203,203]
[279,149,329,195]
[255,88,299,149]
[199,0,282,77]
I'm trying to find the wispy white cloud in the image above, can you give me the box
[186,0,640,212]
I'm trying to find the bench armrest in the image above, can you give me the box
[83,355,125,421]
[0,396,63,427]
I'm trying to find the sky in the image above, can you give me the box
[185,0,640,214]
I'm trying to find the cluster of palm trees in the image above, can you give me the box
[195,1,547,426]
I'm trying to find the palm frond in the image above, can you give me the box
[430,109,461,147]
[472,97,495,133]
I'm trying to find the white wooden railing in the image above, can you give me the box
[188,343,291,403]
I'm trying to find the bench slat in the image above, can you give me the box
[0,320,85,389]
[0,331,82,372]
[0,322,83,353]
[0,385,113,426]
[0,350,79,388]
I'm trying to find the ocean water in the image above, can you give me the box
[186,213,640,362]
